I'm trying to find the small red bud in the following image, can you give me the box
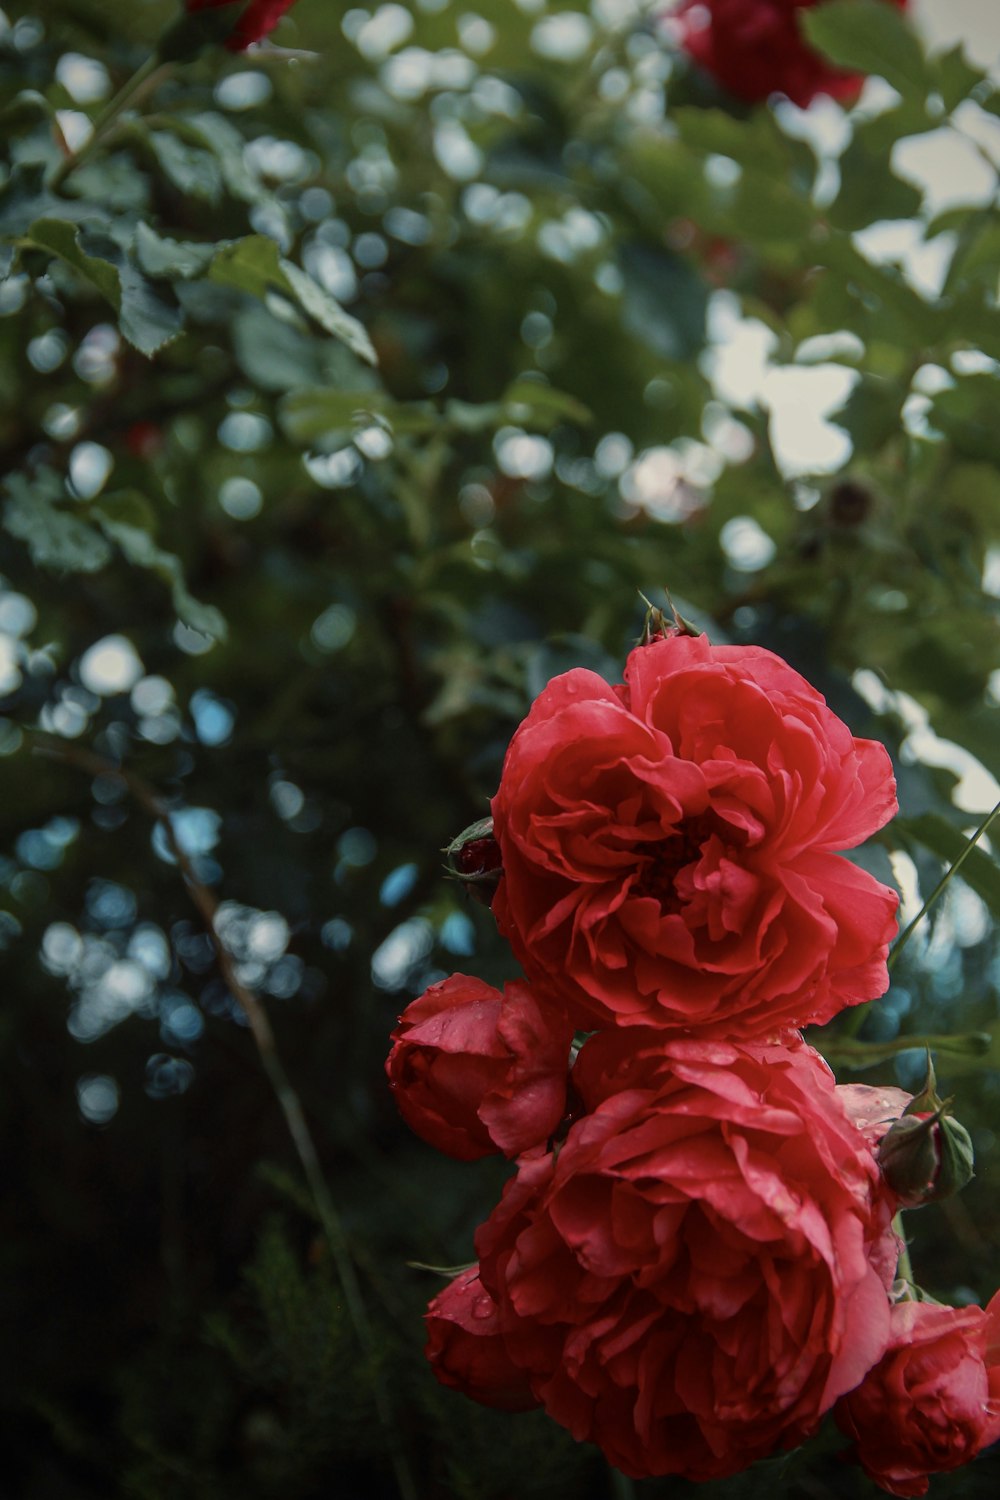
[444,817,502,907]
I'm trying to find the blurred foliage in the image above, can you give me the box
[2,0,1000,1495]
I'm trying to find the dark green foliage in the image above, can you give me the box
[2,1,1000,1497]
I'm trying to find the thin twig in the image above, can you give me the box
[49,56,164,192]
[840,796,1000,1041]
[32,735,418,1500]
[887,796,1000,974]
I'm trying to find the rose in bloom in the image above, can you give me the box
[386,974,574,1161]
[185,0,297,51]
[835,1295,1000,1496]
[837,1082,912,1152]
[475,1037,898,1480]
[675,0,910,109]
[425,1267,539,1412]
[491,632,898,1037]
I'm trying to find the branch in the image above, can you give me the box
[31,734,418,1500]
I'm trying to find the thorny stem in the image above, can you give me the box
[839,796,1000,1041]
[32,736,419,1500]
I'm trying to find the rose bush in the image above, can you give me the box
[835,1295,1000,1496]
[491,632,898,1037]
[386,974,574,1160]
[425,1267,540,1413]
[475,1036,899,1480]
[185,0,297,51]
[675,0,910,108]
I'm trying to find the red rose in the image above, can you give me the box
[837,1081,912,1151]
[425,1266,540,1413]
[675,0,910,109]
[386,974,574,1161]
[835,1294,1000,1496]
[491,633,898,1037]
[185,0,297,51]
[475,1037,897,1480]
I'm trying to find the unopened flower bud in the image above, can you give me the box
[878,1106,975,1208]
[444,817,502,907]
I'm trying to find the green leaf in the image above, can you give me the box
[278,259,376,365]
[929,374,1000,465]
[828,373,904,448]
[800,0,930,99]
[901,812,1000,919]
[209,236,377,365]
[177,112,272,205]
[279,388,392,444]
[93,493,227,641]
[618,242,708,363]
[233,305,325,391]
[134,222,216,281]
[813,231,944,345]
[933,44,986,112]
[440,398,504,434]
[830,130,924,232]
[25,218,183,355]
[147,130,223,203]
[2,472,111,573]
[501,379,592,428]
[0,162,53,237]
[672,108,786,174]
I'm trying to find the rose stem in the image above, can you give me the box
[32,735,419,1500]
[608,1465,638,1500]
[49,55,164,192]
[893,1213,914,1287]
[888,796,1000,975]
[840,795,1000,1041]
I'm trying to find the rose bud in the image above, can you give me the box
[386,974,573,1161]
[444,817,502,907]
[877,1054,975,1208]
[878,1109,975,1209]
[425,1267,538,1413]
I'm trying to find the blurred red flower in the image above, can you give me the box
[185,0,297,52]
[675,0,910,108]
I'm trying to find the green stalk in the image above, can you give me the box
[887,795,1000,974]
[49,54,161,191]
[840,795,1000,1040]
[893,1213,914,1287]
[609,1466,638,1500]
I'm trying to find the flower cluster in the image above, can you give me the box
[387,631,999,1489]
[674,0,910,108]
